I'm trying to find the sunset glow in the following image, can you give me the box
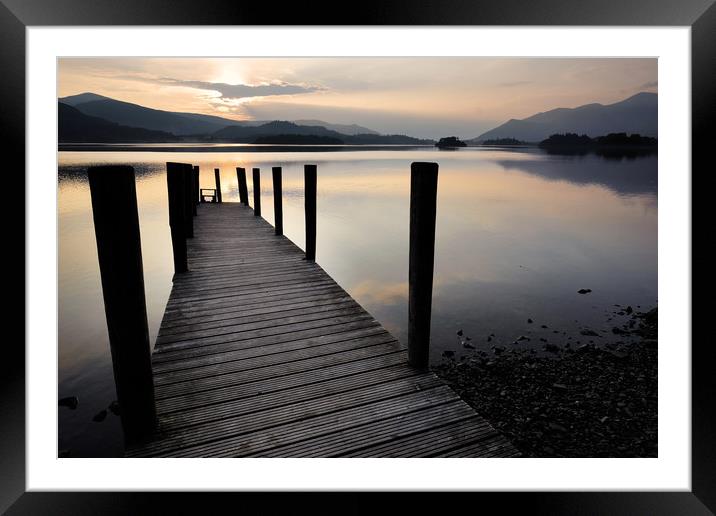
[58,57,657,138]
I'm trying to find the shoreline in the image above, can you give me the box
[432,307,657,457]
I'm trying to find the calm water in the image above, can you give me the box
[58,146,657,457]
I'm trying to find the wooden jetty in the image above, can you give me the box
[89,163,519,458]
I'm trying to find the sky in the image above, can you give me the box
[58,57,657,139]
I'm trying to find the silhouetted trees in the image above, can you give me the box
[481,138,527,146]
[539,132,657,148]
[539,133,593,147]
[594,133,657,146]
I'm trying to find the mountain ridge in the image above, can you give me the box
[58,102,176,143]
[59,92,382,137]
[470,92,657,143]
[57,100,433,145]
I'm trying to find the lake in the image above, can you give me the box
[58,146,657,457]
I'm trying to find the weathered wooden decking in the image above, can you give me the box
[126,202,519,458]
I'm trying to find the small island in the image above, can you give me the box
[436,136,467,148]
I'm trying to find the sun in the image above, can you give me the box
[208,59,249,87]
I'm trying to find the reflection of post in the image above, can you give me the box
[304,164,317,261]
[166,162,188,274]
[183,164,194,237]
[237,167,249,205]
[88,165,156,443]
[252,168,261,217]
[192,165,199,214]
[214,168,223,203]
[408,162,439,371]
[272,166,283,235]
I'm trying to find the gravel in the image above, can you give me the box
[432,307,657,457]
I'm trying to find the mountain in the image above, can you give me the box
[60,92,113,106]
[59,93,382,137]
[293,119,379,135]
[341,133,433,145]
[252,134,345,145]
[57,93,425,144]
[470,92,657,143]
[166,111,255,128]
[58,102,175,143]
[210,121,432,145]
[60,95,233,135]
[211,120,345,141]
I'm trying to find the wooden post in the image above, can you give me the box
[408,162,439,370]
[193,165,199,213]
[87,165,156,443]
[272,166,283,235]
[214,168,223,203]
[183,163,194,237]
[237,167,249,206]
[252,168,261,217]
[304,164,317,261]
[166,162,188,275]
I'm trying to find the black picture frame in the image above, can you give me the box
[5,0,713,513]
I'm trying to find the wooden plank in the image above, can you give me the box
[127,202,517,458]
[156,303,366,345]
[343,418,499,458]
[159,363,424,429]
[256,401,482,458]
[156,353,411,415]
[153,326,391,372]
[158,291,355,330]
[152,319,384,364]
[165,271,331,302]
[162,283,343,315]
[153,332,399,386]
[154,344,405,399]
[435,435,522,458]
[128,382,456,457]
[164,277,339,307]
[158,298,358,337]
[153,311,377,354]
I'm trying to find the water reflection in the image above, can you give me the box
[540,146,657,160]
[496,151,657,196]
[58,146,657,456]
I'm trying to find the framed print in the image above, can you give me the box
[5,0,714,513]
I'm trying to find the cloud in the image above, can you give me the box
[158,78,322,100]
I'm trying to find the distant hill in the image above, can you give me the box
[293,119,379,135]
[57,97,434,145]
[341,133,434,145]
[253,134,345,144]
[60,95,232,135]
[470,92,657,143]
[59,92,382,137]
[211,121,432,145]
[58,102,175,143]
[211,120,343,141]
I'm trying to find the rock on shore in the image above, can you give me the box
[432,307,657,457]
